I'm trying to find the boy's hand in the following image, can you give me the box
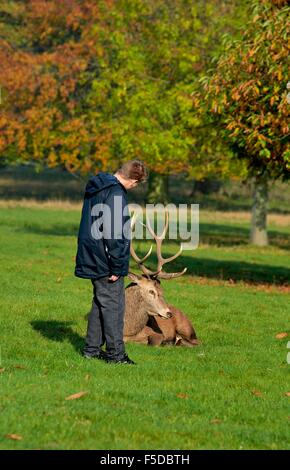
[108,275,120,282]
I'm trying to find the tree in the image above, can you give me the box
[195,0,290,245]
[99,0,250,201]
[0,1,112,173]
[0,0,249,197]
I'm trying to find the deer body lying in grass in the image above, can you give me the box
[123,211,199,347]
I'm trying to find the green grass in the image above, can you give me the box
[0,206,289,450]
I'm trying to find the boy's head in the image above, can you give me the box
[114,160,148,190]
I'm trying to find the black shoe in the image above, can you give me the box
[83,350,107,360]
[106,353,136,365]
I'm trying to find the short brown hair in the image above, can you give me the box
[117,160,147,182]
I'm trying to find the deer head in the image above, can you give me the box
[127,272,172,319]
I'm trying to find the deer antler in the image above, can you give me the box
[130,212,157,278]
[145,210,187,279]
[130,209,187,280]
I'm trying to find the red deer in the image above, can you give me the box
[123,211,199,347]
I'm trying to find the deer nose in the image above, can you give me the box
[166,311,172,319]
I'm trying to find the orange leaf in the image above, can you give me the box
[210,418,222,424]
[285,392,290,397]
[6,434,23,441]
[176,393,188,399]
[65,391,88,400]
[276,333,288,339]
[252,389,263,397]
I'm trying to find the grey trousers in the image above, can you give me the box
[84,275,125,359]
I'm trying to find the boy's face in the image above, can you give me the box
[126,179,139,190]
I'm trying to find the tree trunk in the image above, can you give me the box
[250,176,268,246]
[146,172,169,204]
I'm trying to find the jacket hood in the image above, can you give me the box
[84,172,126,196]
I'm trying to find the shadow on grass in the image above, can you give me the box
[181,256,290,285]
[18,223,79,237]
[20,220,290,285]
[131,249,290,285]
[200,223,290,250]
[18,221,290,250]
[31,320,84,354]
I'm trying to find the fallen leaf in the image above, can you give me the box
[176,393,188,399]
[252,389,263,397]
[14,365,26,369]
[210,419,222,424]
[285,392,290,397]
[6,434,23,441]
[65,391,88,401]
[85,374,90,381]
[0,368,5,373]
[275,333,288,339]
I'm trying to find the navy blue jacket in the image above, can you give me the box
[75,172,131,279]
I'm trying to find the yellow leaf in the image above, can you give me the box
[6,434,23,441]
[276,333,288,339]
[176,393,189,399]
[65,391,88,401]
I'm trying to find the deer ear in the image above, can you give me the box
[127,272,142,283]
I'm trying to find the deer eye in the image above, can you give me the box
[149,289,155,296]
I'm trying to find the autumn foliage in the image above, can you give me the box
[196,0,290,179]
[0,1,111,173]
[0,0,249,175]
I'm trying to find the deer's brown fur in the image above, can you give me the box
[149,304,199,347]
[123,275,172,344]
[124,274,199,347]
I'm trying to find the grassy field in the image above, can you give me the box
[0,202,289,450]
